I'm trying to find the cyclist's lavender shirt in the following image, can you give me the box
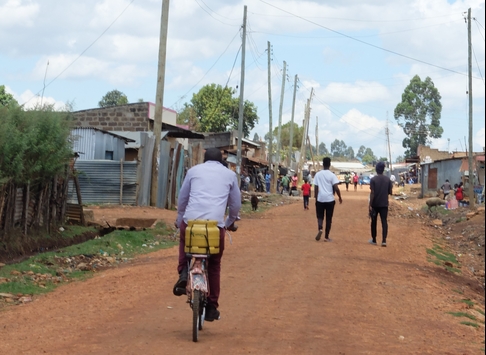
[176,160,241,228]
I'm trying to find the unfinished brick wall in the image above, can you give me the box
[71,103,150,132]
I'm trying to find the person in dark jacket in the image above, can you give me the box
[368,161,393,247]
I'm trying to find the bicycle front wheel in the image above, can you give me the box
[192,290,202,342]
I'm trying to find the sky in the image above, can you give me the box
[1,0,485,162]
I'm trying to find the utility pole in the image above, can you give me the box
[236,5,247,184]
[299,88,313,179]
[276,61,286,168]
[386,113,393,176]
[467,8,475,208]
[288,74,298,167]
[151,0,170,206]
[267,41,275,192]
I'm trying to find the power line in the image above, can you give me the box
[20,0,137,107]
[169,28,241,109]
[194,0,238,26]
[259,0,481,79]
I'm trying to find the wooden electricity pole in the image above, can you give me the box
[288,74,298,167]
[151,0,170,206]
[276,61,287,167]
[298,88,313,180]
[386,113,393,176]
[236,5,247,183]
[267,41,276,192]
[467,8,475,208]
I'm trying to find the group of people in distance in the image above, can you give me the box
[172,150,393,323]
[440,179,466,208]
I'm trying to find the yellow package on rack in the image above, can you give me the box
[184,220,220,254]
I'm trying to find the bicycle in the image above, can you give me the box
[183,219,237,342]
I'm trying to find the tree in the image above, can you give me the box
[318,142,329,156]
[265,121,303,161]
[98,89,128,108]
[181,84,258,137]
[361,148,376,165]
[330,139,347,157]
[0,85,18,108]
[394,75,443,157]
[177,103,201,131]
[356,145,366,160]
[344,146,355,160]
[395,155,405,163]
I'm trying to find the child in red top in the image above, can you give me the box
[301,179,311,210]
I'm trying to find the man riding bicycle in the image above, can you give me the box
[173,148,241,322]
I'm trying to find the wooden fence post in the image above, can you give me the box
[120,159,124,205]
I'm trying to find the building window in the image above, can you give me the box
[105,151,114,160]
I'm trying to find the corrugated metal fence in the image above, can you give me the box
[68,160,137,205]
[67,140,205,207]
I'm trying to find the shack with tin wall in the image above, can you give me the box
[70,127,135,161]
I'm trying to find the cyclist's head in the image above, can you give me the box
[204,148,223,163]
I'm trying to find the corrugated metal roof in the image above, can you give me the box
[109,131,169,149]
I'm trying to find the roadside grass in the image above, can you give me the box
[426,244,461,273]
[240,193,296,215]
[447,312,477,321]
[0,221,177,300]
[458,299,475,307]
[460,321,480,328]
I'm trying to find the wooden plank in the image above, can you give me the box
[157,140,171,208]
[120,159,124,205]
[74,176,85,226]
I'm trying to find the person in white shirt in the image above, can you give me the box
[313,157,342,242]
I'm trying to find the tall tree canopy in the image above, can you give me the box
[265,122,303,155]
[0,85,18,108]
[330,139,347,157]
[98,89,128,108]
[394,75,443,157]
[318,142,329,156]
[356,145,366,160]
[177,84,258,137]
[361,147,376,164]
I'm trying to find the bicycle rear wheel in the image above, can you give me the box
[192,290,202,342]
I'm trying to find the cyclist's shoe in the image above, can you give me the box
[315,230,322,241]
[173,269,188,296]
[368,239,377,246]
[381,242,387,247]
[226,223,238,232]
[205,304,220,322]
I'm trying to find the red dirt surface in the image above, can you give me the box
[1,189,484,354]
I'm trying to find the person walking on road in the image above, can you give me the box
[281,174,289,194]
[301,179,311,210]
[353,172,359,191]
[344,172,351,192]
[314,157,342,242]
[368,161,393,247]
[173,148,241,322]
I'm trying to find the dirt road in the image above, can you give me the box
[1,189,484,354]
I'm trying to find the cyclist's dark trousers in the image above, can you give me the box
[371,207,388,243]
[178,222,225,308]
[315,200,335,238]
